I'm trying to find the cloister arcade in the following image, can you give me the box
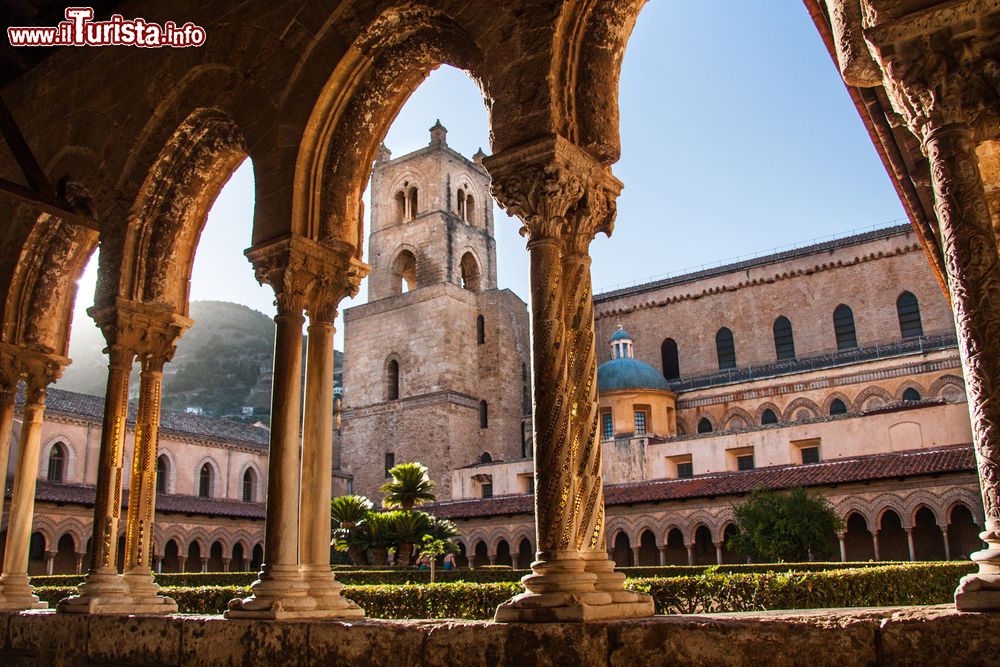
[0,0,997,626]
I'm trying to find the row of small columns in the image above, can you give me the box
[836,527,954,563]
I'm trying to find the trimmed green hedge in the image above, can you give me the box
[31,563,974,619]
[28,561,927,588]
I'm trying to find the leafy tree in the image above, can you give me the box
[331,495,374,566]
[418,534,459,583]
[727,487,844,563]
[380,462,436,510]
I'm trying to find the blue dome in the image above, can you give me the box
[610,327,632,342]
[597,358,670,392]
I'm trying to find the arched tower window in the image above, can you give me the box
[697,418,714,434]
[156,454,169,494]
[479,452,492,464]
[661,338,679,380]
[387,359,400,401]
[833,304,858,350]
[715,327,736,370]
[392,249,417,294]
[896,291,923,339]
[477,315,485,344]
[394,190,407,223]
[479,400,489,428]
[408,186,419,219]
[460,252,481,292]
[47,442,65,482]
[242,468,256,502]
[902,387,922,401]
[466,193,475,225]
[829,398,848,415]
[772,316,795,361]
[456,188,466,219]
[199,463,213,498]
[760,409,778,425]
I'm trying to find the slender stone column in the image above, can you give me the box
[59,343,135,612]
[178,555,187,573]
[75,553,84,575]
[222,558,230,573]
[0,344,21,524]
[122,351,178,612]
[872,532,881,561]
[45,552,56,575]
[298,256,364,617]
[228,235,368,619]
[488,136,651,621]
[837,531,847,562]
[658,546,668,566]
[685,544,694,566]
[941,527,951,561]
[906,528,916,562]
[630,548,640,567]
[714,542,723,566]
[0,354,64,609]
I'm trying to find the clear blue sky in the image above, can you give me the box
[72,1,906,352]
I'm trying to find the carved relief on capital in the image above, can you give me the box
[87,298,192,368]
[485,135,622,248]
[247,235,369,319]
[869,23,1000,140]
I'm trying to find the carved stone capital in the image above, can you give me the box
[246,235,370,320]
[87,298,192,367]
[865,3,1000,141]
[485,135,622,251]
[18,347,69,404]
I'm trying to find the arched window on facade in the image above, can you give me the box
[47,442,65,482]
[697,418,713,434]
[477,315,485,344]
[896,291,923,339]
[466,193,475,225]
[391,249,417,294]
[479,452,492,464]
[394,190,407,223]
[661,338,679,380]
[156,454,169,494]
[460,252,481,292]
[715,327,736,370]
[242,468,256,502]
[199,463,213,499]
[772,316,795,361]
[479,400,489,428]
[456,188,466,219]
[829,398,848,415]
[760,409,778,425]
[408,186,418,219]
[387,359,400,401]
[902,387,922,401]
[833,304,858,350]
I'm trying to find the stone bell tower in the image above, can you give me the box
[339,121,531,502]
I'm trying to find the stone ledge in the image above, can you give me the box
[0,605,995,666]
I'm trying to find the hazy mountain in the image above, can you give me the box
[57,300,344,423]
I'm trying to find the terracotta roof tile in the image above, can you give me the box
[427,444,976,520]
[20,387,270,448]
[5,481,266,520]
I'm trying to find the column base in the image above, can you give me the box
[955,543,1000,611]
[581,549,654,609]
[224,564,317,620]
[299,565,365,619]
[0,575,47,610]
[121,568,178,614]
[57,568,136,614]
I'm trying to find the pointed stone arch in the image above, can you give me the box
[928,374,967,403]
[720,406,754,432]
[852,386,894,412]
[781,397,821,422]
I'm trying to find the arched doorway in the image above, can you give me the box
[637,530,659,566]
[231,543,247,571]
[844,513,874,561]
[495,540,512,567]
[54,534,77,575]
[692,526,715,566]
[27,532,46,576]
[878,510,909,561]
[612,531,633,566]
[250,544,264,571]
[912,506,946,561]
[188,542,203,573]
[208,541,226,572]
[662,528,687,565]
[516,538,532,569]
[455,541,469,568]
[161,539,181,573]
[473,540,489,568]
[721,524,741,564]
[948,504,983,560]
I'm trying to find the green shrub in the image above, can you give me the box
[32,563,974,619]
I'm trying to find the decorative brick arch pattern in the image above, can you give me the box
[720,407,754,432]
[940,488,985,525]
[822,392,853,416]
[835,498,876,530]
[894,380,927,402]
[852,386,894,413]
[781,397,821,423]
[628,515,663,546]
[903,490,946,527]
[871,493,909,528]
[928,374,967,403]
[754,402,783,425]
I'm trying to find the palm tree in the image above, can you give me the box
[386,509,432,566]
[380,462,436,510]
[350,511,395,566]
[331,495,373,565]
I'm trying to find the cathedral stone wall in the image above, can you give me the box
[593,227,953,377]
